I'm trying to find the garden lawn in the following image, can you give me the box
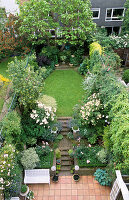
[0,57,15,78]
[44,70,84,116]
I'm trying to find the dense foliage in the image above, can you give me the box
[8,57,44,111]
[122,69,129,83]
[19,0,96,47]
[2,111,22,144]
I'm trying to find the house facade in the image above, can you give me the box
[90,0,126,34]
[0,0,126,34]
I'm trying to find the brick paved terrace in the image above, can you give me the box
[28,175,111,200]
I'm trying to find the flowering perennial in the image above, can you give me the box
[0,144,16,190]
[30,102,56,127]
[109,34,129,49]
[80,93,103,126]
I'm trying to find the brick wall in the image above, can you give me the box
[114,48,129,67]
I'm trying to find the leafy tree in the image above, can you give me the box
[122,0,129,34]
[8,57,44,111]
[18,0,96,47]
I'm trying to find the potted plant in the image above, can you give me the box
[73,174,80,182]
[60,55,67,64]
[51,126,58,134]
[20,184,29,196]
[55,55,59,67]
[69,55,74,66]
[72,126,79,133]
[27,190,34,200]
[52,174,59,183]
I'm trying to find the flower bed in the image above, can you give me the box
[75,146,107,168]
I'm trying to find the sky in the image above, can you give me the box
[0,0,19,16]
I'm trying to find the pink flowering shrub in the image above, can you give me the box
[80,93,103,126]
[0,144,16,190]
[30,102,56,128]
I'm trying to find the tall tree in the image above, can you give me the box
[18,0,96,47]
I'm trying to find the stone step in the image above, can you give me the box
[61,151,69,156]
[61,127,70,132]
[61,160,72,166]
[60,147,70,151]
[61,132,68,136]
[59,171,72,176]
[61,166,71,171]
[61,156,71,161]
[57,117,72,120]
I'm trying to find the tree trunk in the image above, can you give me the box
[60,43,65,51]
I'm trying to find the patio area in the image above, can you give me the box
[28,175,111,200]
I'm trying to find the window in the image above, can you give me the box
[105,8,125,21]
[105,27,121,35]
[91,8,100,19]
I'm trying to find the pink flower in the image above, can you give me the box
[107,68,110,71]
[88,144,91,147]
[86,160,90,164]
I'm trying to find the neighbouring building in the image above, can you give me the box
[90,0,126,35]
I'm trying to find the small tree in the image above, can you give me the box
[8,57,44,112]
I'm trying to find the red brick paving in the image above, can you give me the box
[28,176,111,200]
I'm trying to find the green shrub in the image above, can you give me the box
[2,111,22,144]
[94,169,111,186]
[55,148,61,159]
[36,144,51,157]
[8,57,44,111]
[122,69,129,84]
[38,151,54,169]
[21,148,39,169]
[78,57,89,75]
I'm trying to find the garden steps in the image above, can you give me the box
[57,117,73,175]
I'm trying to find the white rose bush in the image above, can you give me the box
[30,102,56,128]
[80,93,103,126]
[0,144,16,191]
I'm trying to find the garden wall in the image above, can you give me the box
[114,48,129,67]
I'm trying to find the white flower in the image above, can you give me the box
[38,103,44,108]
[32,110,36,114]
[36,119,40,123]
[86,160,90,164]
[4,154,8,157]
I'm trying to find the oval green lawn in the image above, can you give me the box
[44,70,84,117]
